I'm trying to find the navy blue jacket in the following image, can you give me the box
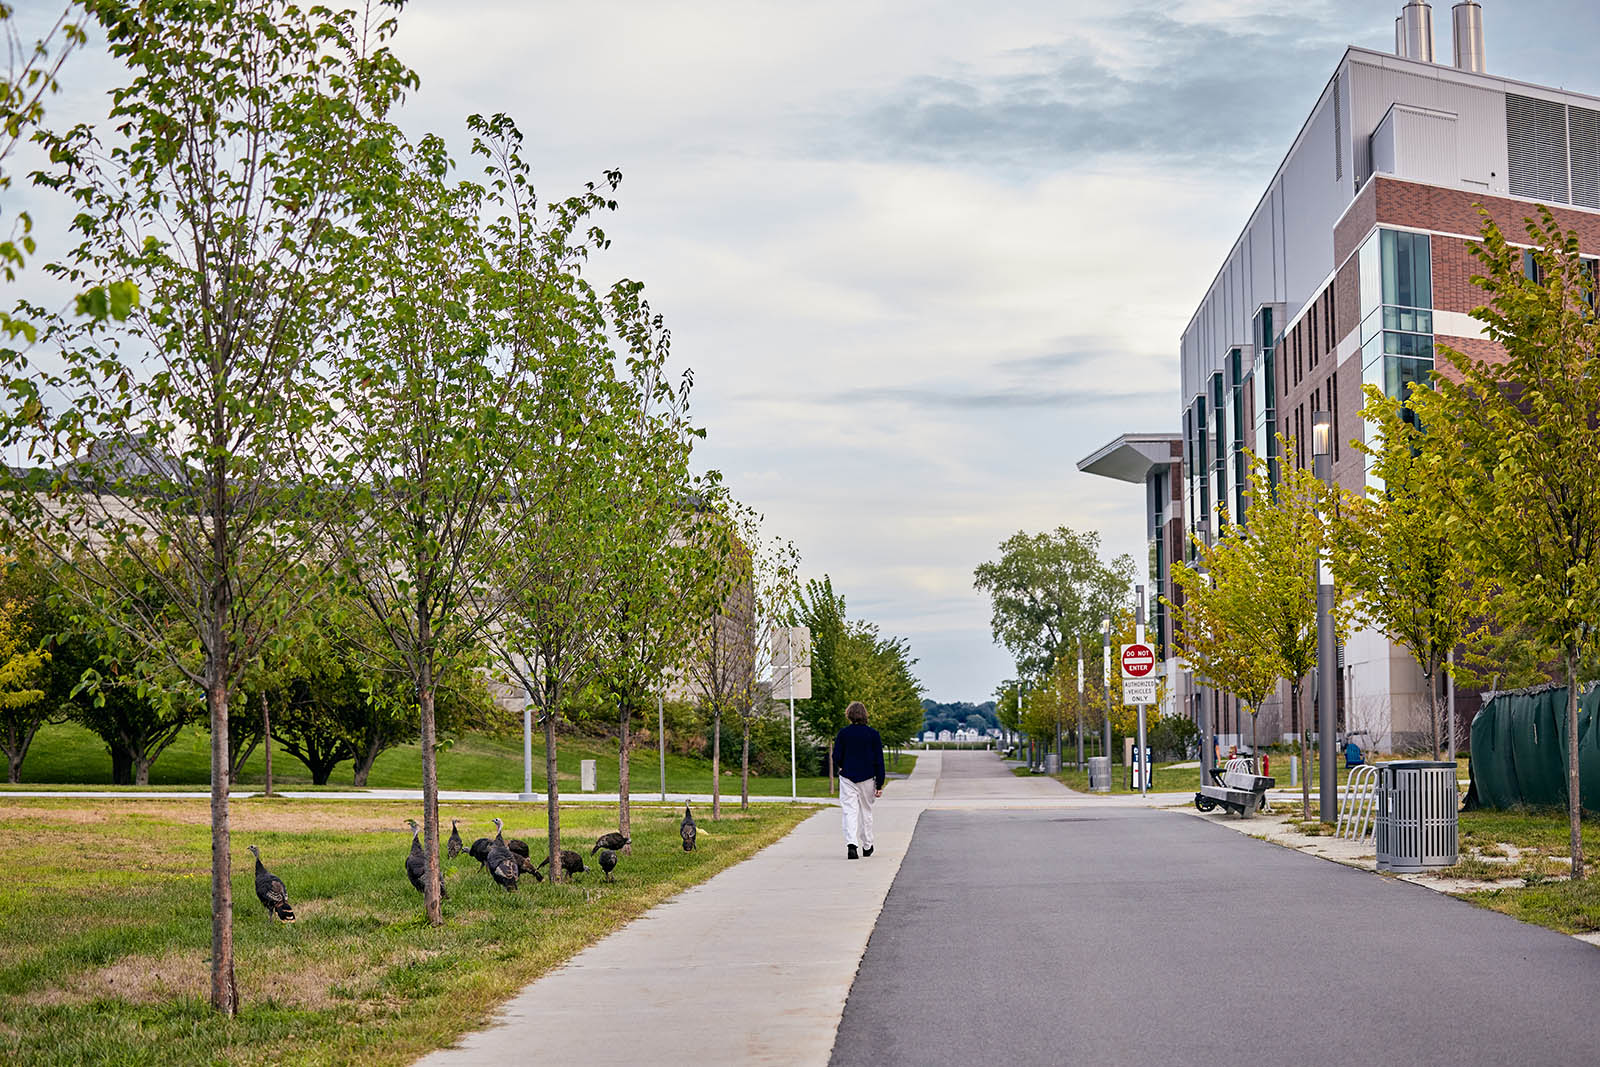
[833,722,886,788]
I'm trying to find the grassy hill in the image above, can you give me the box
[6,721,914,796]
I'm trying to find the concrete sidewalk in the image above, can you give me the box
[0,788,841,805]
[415,753,940,1067]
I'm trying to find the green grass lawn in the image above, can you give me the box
[0,796,816,1065]
[1452,808,1600,931]
[5,721,897,798]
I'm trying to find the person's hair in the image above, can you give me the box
[846,701,868,724]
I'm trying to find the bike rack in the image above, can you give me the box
[1336,763,1380,843]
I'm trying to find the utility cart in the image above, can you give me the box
[1194,757,1275,818]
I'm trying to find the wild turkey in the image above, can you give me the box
[591,831,629,855]
[598,848,618,882]
[405,819,447,899]
[447,819,464,859]
[535,849,588,878]
[469,836,492,868]
[485,818,520,891]
[246,845,295,922]
[680,804,696,852]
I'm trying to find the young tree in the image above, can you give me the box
[683,526,753,819]
[1170,450,1323,815]
[328,118,601,915]
[0,2,412,1011]
[591,283,706,851]
[1329,389,1480,759]
[1,4,86,344]
[1411,207,1600,878]
[727,515,800,810]
[478,136,631,873]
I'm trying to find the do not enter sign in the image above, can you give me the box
[1120,643,1155,679]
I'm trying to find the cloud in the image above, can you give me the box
[817,7,1368,173]
[818,384,1171,411]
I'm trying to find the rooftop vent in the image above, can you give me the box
[1452,1,1486,73]
[1396,1,1436,63]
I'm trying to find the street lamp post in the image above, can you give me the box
[1313,409,1337,825]
[1135,584,1148,797]
[1196,515,1213,775]
[1101,615,1112,766]
[1077,636,1085,771]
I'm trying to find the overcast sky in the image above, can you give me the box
[17,0,1600,702]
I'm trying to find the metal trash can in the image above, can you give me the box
[1375,760,1458,872]
[1088,756,1111,793]
[1044,753,1061,774]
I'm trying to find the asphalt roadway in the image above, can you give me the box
[831,803,1600,1067]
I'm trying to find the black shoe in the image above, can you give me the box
[847,844,859,860]
[863,846,874,857]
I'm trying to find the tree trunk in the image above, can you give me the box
[135,755,153,786]
[1294,682,1310,820]
[1568,651,1584,880]
[261,693,272,798]
[206,678,237,1016]
[711,709,721,820]
[7,750,22,784]
[544,680,563,881]
[418,658,444,925]
[618,698,631,855]
[740,717,750,811]
[827,743,834,797]
[111,747,132,785]
[228,736,259,785]
[352,731,383,787]
[1426,668,1440,761]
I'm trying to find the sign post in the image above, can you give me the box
[771,626,812,801]
[1121,586,1155,796]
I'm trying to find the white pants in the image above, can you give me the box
[840,776,877,849]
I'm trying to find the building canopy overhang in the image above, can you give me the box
[1076,434,1181,484]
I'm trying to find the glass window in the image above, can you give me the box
[1382,230,1432,309]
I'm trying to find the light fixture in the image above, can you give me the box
[1312,409,1332,459]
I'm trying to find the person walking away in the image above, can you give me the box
[833,701,886,860]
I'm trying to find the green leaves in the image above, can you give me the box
[973,526,1136,682]
[1170,447,1326,712]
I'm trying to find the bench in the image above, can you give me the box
[1194,757,1276,818]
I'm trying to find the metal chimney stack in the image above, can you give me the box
[1452,1,1486,72]
[1397,1,1436,63]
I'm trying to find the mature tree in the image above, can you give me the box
[0,553,49,781]
[1329,388,1480,759]
[0,1,411,1011]
[1170,451,1324,814]
[793,577,849,788]
[1411,207,1600,878]
[973,526,1135,680]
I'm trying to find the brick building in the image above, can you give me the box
[1084,1,1593,753]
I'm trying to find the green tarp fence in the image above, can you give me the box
[1467,682,1600,810]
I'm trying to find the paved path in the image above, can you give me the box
[831,803,1600,1067]
[415,752,943,1066]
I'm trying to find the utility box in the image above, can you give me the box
[1088,756,1112,793]
[1375,760,1458,872]
[580,759,597,792]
